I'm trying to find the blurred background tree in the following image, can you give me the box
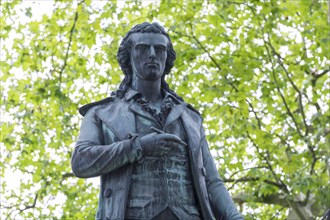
[1,0,329,219]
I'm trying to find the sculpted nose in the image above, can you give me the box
[149,46,156,59]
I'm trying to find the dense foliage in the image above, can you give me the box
[1,0,329,219]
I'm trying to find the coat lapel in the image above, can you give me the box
[95,100,136,141]
[180,105,202,156]
[128,102,157,123]
[163,104,184,129]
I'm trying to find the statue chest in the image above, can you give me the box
[125,114,201,219]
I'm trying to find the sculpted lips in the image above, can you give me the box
[146,61,159,68]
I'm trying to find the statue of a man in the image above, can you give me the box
[71,22,243,220]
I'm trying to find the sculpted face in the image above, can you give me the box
[130,32,168,81]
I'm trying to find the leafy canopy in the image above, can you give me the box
[1,0,329,219]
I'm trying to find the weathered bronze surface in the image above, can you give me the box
[71,22,243,220]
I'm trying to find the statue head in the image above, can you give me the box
[116,22,177,98]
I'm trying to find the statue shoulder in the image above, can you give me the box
[182,102,202,119]
[79,96,116,116]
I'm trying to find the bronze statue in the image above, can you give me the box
[71,22,243,220]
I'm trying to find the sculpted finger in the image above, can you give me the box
[158,133,182,142]
[145,132,158,138]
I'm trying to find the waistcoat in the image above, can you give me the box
[125,103,201,220]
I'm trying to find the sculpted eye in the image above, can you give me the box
[155,45,166,53]
[136,44,148,51]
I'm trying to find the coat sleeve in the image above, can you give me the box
[200,126,244,220]
[71,106,142,178]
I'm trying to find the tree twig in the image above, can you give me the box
[225,176,285,190]
[246,132,287,190]
[58,1,84,87]
[263,39,303,138]
[266,39,309,136]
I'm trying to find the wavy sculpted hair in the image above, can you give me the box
[116,22,183,101]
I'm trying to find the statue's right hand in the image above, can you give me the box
[139,132,183,156]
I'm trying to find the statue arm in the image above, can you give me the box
[200,126,244,220]
[71,107,142,178]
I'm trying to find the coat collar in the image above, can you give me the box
[126,87,184,128]
[125,89,140,101]
[125,87,181,104]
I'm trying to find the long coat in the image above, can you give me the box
[71,90,243,220]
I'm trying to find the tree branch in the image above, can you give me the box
[228,166,268,179]
[245,132,307,218]
[58,1,84,86]
[263,39,303,138]
[265,40,319,175]
[314,69,330,79]
[258,25,310,220]
[20,193,38,212]
[246,98,262,129]
[270,206,287,220]
[232,192,289,207]
[11,193,38,219]
[246,132,287,190]
[62,172,75,178]
[224,176,285,189]
[188,23,222,71]
[232,192,310,219]
[265,40,309,136]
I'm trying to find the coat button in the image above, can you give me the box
[103,188,111,198]
[201,167,206,176]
